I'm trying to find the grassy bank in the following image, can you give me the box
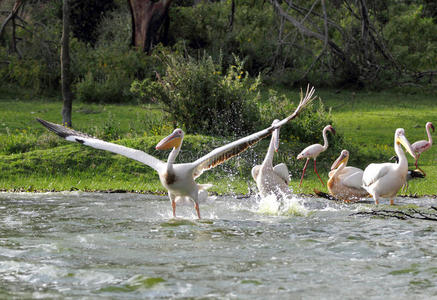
[1,88,436,196]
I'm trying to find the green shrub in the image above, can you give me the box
[131,53,261,136]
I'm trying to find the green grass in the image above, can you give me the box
[1,88,437,196]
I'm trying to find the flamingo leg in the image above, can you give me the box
[314,159,325,186]
[415,153,427,176]
[299,159,310,187]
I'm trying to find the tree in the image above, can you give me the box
[0,0,25,57]
[268,0,400,86]
[127,0,173,53]
[61,0,73,127]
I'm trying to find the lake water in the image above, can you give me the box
[1,192,437,299]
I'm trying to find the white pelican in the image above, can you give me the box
[411,121,434,174]
[389,155,425,192]
[362,128,417,205]
[37,86,316,219]
[251,119,291,199]
[297,125,335,186]
[327,149,368,201]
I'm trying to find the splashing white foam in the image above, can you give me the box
[256,190,308,217]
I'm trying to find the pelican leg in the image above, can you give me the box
[299,159,310,187]
[194,202,201,219]
[314,159,325,186]
[373,193,380,205]
[190,192,201,219]
[169,193,177,218]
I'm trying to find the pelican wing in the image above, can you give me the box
[37,118,165,172]
[273,163,290,185]
[362,163,392,187]
[341,170,363,190]
[191,128,274,178]
[190,85,316,178]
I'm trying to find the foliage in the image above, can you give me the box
[131,52,262,136]
[383,4,437,72]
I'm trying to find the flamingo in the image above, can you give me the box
[362,128,416,205]
[37,85,316,219]
[251,119,291,199]
[411,121,434,175]
[297,125,335,187]
[327,150,368,201]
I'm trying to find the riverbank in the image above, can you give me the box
[1,88,436,196]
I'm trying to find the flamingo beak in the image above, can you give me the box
[330,127,336,135]
[274,127,280,152]
[397,134,416,159]
[156,131,183,150]
[331,152,347,170]
[431,123,435,133]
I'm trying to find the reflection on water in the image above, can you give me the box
[1,192,437,298]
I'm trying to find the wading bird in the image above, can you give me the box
[327,150,368,201]
[297,125,335,187]
[38,86,316,219]
[362,128,416,205]
[251,119,291,199]
[411,121,434,175]
[389,155,425,192]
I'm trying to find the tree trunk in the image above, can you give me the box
[61,0,73,127]
[128,0,173,53]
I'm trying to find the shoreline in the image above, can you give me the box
[1,188,435,199]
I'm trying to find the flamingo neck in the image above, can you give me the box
[321,128,329,151]
[262,133,276,167]
[426,125,433,146]
[394,140,408,173]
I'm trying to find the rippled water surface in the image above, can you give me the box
[1,192,437,299]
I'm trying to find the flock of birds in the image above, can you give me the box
[36,86,433,219]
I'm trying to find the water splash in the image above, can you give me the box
[256,191,308,217]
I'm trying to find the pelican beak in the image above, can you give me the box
[156,130,183,150]
[273,127,280,152]
[331,151,348,170]
[396,134,416,159]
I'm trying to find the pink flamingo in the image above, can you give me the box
[411,121,434,174]
[297,125,335,187]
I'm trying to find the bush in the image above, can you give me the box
[131,53,262,136]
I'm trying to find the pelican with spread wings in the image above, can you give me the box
[38,86,316,219]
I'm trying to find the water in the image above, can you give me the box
[1,192,437,299]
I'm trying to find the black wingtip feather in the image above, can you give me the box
[36,118,92,140]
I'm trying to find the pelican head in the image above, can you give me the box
[427,122,435,133]
[331,149,349,170]
[156,128,184,150]
[395,128,416,159]
[272,119,280,152]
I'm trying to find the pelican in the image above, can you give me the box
[251,119,290,199]
[411,121,434,174]
[389,155,425,192]
[297,125,335,187]
[327,150,368,201]
[362,128,416,205]
[37,86,316,219]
